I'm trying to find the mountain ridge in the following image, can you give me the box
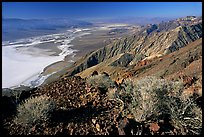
[59,16,202,79]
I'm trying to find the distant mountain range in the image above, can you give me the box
[2,18,93,41]
[87,16,176,25]
[3,16,192,41]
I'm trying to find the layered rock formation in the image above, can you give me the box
[61,16,202,78]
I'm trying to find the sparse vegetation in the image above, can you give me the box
[168,95,202,135]
[86,73,116,91]
[115,76,202,135]
[13,95,56,128]
[3,75,202,135]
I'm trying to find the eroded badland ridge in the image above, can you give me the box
[2,16,202,135]
[63,16,202,78]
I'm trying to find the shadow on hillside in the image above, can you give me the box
[50,101,108,125]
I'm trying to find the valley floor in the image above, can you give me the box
[2,24,132,88]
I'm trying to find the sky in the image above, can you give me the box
[2,2,202,20]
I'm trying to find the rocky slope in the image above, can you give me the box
[76,38,202,92]
[61,16,202,78]
[3,73,202,135]
[2,76,140,135]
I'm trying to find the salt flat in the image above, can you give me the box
[2,24,135,88]
[2,28,86,88]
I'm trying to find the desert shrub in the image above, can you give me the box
[119,76,178,122]
[117,76,202,135]
[13,95,56,128]
[86,73,116,91]
[167,95,202,135]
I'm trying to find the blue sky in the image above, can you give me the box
[2,2,202,20]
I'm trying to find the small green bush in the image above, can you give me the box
[86,73,115,91]
[117,76,202,135]
[13,95,56,128]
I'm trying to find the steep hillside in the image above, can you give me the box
[76,38,202,92]
[62,17,202,78]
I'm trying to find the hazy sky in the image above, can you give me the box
[2,2,202,19]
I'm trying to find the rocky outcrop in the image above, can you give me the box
[146,24,158,34]
[110,53,134,67]
[167,23,202,53]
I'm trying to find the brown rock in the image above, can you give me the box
[183,86,201,97]
[183,75,195,87]
[138,59,148,66]
[149,122,160,133]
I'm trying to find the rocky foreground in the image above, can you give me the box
[2,74,202,135]
[2,76,122,135]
